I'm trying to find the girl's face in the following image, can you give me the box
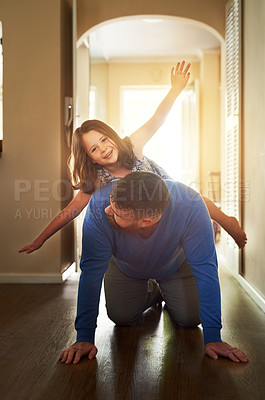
[81,130,119,166]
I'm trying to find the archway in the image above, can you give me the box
[74,15,225,262]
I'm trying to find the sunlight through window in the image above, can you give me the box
[120,85,199,187]
[89,86,96,119]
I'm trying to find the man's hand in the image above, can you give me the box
[59,342,98,364]
[205,342,248,363]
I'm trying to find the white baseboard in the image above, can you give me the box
[231,272,265,314]
[0,262,76,284]
[219,255,265,314]
[61,262,77,281]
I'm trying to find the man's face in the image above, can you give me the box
[104,200,141,233]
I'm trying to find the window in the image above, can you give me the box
[88,86,96,119]
[120,84,199,188]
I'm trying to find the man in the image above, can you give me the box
[59,172,248,364]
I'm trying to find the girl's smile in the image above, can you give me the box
[103,149,113,159]
[81,130,119,166]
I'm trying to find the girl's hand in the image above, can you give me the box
[18,238,44,254]
[171,61,191,94]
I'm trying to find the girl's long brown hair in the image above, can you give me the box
[68,120,135,194]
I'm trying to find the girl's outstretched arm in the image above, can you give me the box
[18,190,91,254]
[130,61,191,158]
[202,196,247,249]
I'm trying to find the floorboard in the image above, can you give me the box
[0,265,265,400]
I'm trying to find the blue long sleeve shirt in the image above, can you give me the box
[75,180,222,344]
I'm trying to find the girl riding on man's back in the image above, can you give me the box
[19,61,247,254]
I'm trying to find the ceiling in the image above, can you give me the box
[83,16,222,63]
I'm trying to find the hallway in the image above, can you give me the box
[1,265,265,400]
[0,1,264,398]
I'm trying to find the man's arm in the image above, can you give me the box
[181,194,248,362]
[181,194,222,342]
[60,202,112,364]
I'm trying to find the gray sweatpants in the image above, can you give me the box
[104,258,200,328]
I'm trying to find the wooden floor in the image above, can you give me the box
[1,265,265,400]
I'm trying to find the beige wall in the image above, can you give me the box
[76,44,90,125]
[77,0,227,39]
[243,0,265,297]
[0,0,74,281]
[90,63,108,121]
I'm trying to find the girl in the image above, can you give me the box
[19,61,247,254]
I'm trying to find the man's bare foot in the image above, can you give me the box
[225,216,247,248]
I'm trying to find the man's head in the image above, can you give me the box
[104,172,170,233]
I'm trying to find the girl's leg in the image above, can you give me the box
[202,196,247,248]
[104,258,161,326]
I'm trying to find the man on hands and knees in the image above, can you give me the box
[59,172,248,365]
